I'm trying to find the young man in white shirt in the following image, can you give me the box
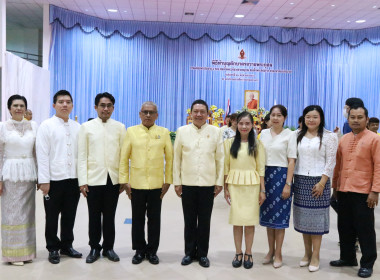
[173,99,224,268]
[78,92,126,264]
[36,90,82,264]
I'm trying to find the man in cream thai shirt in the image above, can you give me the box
[173,99,224,268]
[36,90,82,264]
[119,101,173,265]
[78,92,126,264]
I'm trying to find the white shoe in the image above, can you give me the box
[262,256,273,264]
[10,261,24,266]
[300,260,310,267]
[273,261,283,268]
[308,264,319,272]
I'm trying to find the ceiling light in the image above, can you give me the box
[274,17,278,19]
[241,0,260,4]
[311,18,315,21]
[347,20,351,23]
[283,17,294,20]
[290,2,294,5]
[123,10,127,13]
[235,14,245,18]
[85,9,88,11]
[200,13,204,16]
[162,11,166,15]
[185,12,194,16]
[107,9,118,13]
[355,19,366,23]
[373,6,377,8]
[331,4,335,7]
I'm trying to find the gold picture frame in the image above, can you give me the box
[244,90,260,112]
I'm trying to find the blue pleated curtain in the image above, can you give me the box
[49,5,380,131]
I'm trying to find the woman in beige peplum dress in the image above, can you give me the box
[224,111,266,269]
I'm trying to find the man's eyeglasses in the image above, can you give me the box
[141,111,157,116]
[98,103,114,109]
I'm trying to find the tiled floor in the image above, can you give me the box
[1,188,379,280]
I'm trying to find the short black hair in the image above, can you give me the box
[348,104,368,118]
[298,116,303,123]
[53,90,73,104]
[269,105,288,118]
[191,99,208,113]
[369,117,379,124]
[95,92,115,106]
[345,97,364,108]
[7,94,27,110]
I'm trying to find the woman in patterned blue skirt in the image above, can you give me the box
[293,105,338,272]
[259,105,297,268]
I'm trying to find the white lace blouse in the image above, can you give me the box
[294,130,338,177]
[0,119,38,182]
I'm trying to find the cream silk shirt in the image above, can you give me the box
[78,117,126,186]
[332,129,380,194]
[119,124,173,189]
[173,123,224,187]
[36,116,80,184]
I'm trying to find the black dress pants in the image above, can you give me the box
[131,188,162,254]
[44,179,80,251]
[181,185,215,258]
[86,175,120,251]
[337,191,377,269]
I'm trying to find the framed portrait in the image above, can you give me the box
[244,90,260,111]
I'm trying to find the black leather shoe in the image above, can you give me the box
[132,252,145,264]
[199,257,210,268]
[146,253,159,265]
[102,249,120,262]
[60,248,82,258]
[181,255,193,265]
[358,268,373,278]
[243,254,253,269]
[86,248,100,263]
[232,253,243,268]
[48,250,60,264]
[330,259,358,267]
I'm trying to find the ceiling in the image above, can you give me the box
[6,0,380,30]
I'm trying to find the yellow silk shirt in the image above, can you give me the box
[119,124,173,189]
[78,117,126,186]
[173,123,224,187]
[224,138,265,185]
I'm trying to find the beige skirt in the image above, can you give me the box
[228,184,260,226]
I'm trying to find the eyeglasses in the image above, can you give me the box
[98,103,114,109]
[141,110,157,116]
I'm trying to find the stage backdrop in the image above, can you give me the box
[49,5,380,131]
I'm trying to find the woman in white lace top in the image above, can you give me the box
[0,95,38,265]
[293,105,338,272]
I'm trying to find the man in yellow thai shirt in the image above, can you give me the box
[119,101,173,265]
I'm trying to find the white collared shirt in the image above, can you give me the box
[36,115,81,183]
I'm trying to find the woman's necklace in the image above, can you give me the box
[10,119,25,137]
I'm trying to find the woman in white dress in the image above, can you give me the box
[0,95,38,265]
[293,105,338,272]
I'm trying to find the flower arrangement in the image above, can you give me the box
[210,105,225,127]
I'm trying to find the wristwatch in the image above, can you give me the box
[285,182,292,187]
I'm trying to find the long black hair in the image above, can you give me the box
[230,111,256,158]
[297,105,325,148]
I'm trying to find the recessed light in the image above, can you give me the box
[107,9,118,13]
[373,6,377,9]
[311,18,315,21]
[275,16,278,19]
[200,13,204,16]
[355,19,366,23]
[331,4,335,7]
[85,9,88,11]
[235,14,245,18]
[290,2,294,5]
[162,11,166,15]
[123,10,127,13]
[347,20,351,23]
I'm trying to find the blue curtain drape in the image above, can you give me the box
[50,5,380,131]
